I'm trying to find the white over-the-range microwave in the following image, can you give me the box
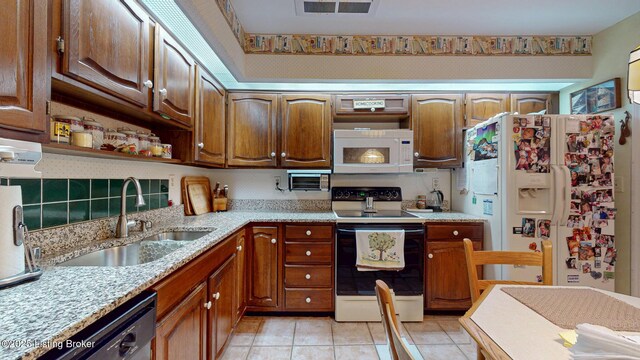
[333,129,414,174]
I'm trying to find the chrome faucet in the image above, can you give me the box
[115,177,146,238]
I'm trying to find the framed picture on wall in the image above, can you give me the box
[570,78,621,114]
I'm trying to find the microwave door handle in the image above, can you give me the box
[560,166,572,226]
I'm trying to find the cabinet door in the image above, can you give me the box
[61,0,151,108]
[412,94,463,168]
[280,94,332,168]
[248,226,279,308]
[208,254,237,358]
[154,25,195,125]
[194,67,225,166]
[0,0,48,137]
[227,93,278,167]
[464,93,509,128]
[510,93,551,115]
[425,241,481,310]
[235,232,246,324]
[155,282,208,360]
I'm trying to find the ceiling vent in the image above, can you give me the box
[295,0,378,16]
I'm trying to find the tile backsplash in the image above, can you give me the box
[1,178,169,230]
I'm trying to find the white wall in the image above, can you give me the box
[558,11,640,295]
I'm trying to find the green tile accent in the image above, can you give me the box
[109,179,123,197]
[126,196,139,214]
[69,179,90,200]
[43,179,68,203]
[91,199,109,220]
[69,200,90,223]
[0,178,7,185]
[150,179,160,194]
[10,179,41,205]
[42,203,68,228]
[140,179,150,195]
[141,195,151,211]
[91,179,109,198]
[160,193,169,208]
[109,197,121,217]
[150,194,160,210]
[160,179,169,193]
[23,205,41,230]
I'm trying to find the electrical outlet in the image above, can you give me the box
[615,176,623,193]
[274,176,281,187]
[432,178,439,189]
[168,174,176,188]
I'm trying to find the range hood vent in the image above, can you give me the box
[296,0,378,16]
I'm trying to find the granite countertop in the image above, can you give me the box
[0,210,483,360]
[406,211,487,222]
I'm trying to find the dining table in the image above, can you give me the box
[459,284,640,360]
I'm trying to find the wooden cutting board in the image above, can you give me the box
[181,176,212,215]
[188,183,212,215]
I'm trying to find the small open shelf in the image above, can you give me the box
[43,143,183,164]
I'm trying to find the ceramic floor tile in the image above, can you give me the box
[220,346,250,360]
[436,320,473,344]
[332,322,373,345]
[375,344,424,360]
[292,346,336,360]
[334,345,379,360]
[457,343,479,360]
[247,346,292,360]
[231,318,262,346]
[294,319,334,345]
[367,322,414,345]
[252,318,296,346]
[404,321,453,345]
[416,345,467,360]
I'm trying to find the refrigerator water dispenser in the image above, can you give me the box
[516,173,552,215]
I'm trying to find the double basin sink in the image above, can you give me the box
[59,231,211,267]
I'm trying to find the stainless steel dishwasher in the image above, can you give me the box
[41,291,156,360]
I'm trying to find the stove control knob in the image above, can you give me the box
[391,190,399,199]
[385,191,393,199]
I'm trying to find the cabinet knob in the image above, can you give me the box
[271,238,277,244]
[305,250,311,256]
[237,245,242,251]
[305,274,311,280]
[305,297,311,303]
[213,292,220,300]
[281,152,286,158]
[144,80,154,88]
[204,301,212,309]
[305,230,311,236]
[428,253,433,259]
[370,107,376,112]
[270,152,276,158]
[198,142,204,149]
[414,152,420,158]
[159,88,167,96]
[453,230,459,236]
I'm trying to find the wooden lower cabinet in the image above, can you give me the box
[235,232,246,324]
[155,283,208,360]
[247,226,280,308]
[208,254,237,359]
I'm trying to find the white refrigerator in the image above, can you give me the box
[452,113,616,290]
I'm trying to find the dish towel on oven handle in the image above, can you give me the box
[355,230,405,271]
[570,323,640,359]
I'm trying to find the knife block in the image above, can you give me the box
[213,197,227,212]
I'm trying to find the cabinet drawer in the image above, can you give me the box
[285,288,333,311]
[285,243,332,264]
[427,224,483,240]
[285,265,332,288]
[285,225,333,241]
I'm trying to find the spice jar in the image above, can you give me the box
[161,144,172,159]
[83,118,104,150]
[117,128,139,154]
[137,131,150,151]
[416,195,427,209]
[102,129,126,151]
[70,131,93,148]
[50,115,83,143]
[149,134,163,157]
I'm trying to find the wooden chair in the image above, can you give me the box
[463,238,553,360]
[375,280,415,360]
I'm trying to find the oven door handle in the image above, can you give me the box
[336,228,425,234]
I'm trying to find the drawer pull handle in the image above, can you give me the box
[305,274,311,280]
[271,238,277,244]
[204,301,212,309]
[305,250,311,256]
[428,253,433,259]
[306,230,311,236]
[305,297,311,303]
[453,230,459,236]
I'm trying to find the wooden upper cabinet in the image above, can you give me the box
[248,226,279,308]
[194,67,225,166]
[412,94,464,168]
[227,93,278,167]
[280,94,332,168]
[333,94,409,116]
[510,93,552,115]
[154,25,196,126]
[464,93,509,128]
[61,0,151,108]
[0,0,49,138]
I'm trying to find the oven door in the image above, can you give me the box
[336,224,424,296]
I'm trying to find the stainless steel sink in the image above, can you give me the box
[58,231,211,267]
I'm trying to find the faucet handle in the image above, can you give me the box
[141,220,153,232]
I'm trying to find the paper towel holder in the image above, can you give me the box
[0,205,42,289]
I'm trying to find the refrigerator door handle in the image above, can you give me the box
[550,165,562,225]
[559,166,572,226]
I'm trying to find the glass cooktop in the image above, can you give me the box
[333,210,419,218]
